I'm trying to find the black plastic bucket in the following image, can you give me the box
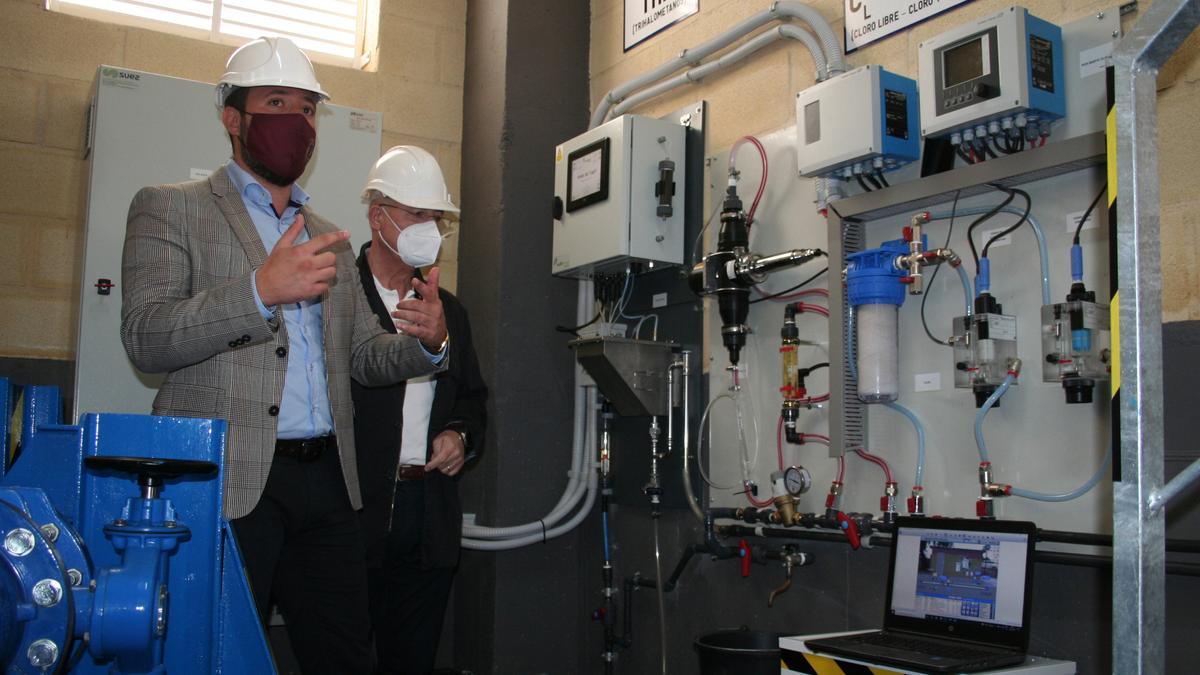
[694,628,781,675]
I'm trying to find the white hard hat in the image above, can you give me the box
[215,36,330,108]
[363,146,460,215]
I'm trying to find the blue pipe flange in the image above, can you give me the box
[0,492,77,674]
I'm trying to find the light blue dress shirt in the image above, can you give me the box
[226,161,334,440]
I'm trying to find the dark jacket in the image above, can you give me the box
[351,242,488,570]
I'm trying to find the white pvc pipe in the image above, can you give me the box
[591,1,844,128]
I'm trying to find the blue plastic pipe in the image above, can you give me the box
[1009,443,1112,501]
[927,206,1052,305]
[954,264,974,317]
[974,373,1017,463]
[884,401,926,487]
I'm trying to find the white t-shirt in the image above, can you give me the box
[373,277,436,468]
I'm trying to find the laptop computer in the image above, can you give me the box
[805,517,1037,673]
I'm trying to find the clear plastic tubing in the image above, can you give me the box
[856,303,899,402]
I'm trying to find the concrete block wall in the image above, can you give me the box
[590,0,1200,322]
[0,0,467,361]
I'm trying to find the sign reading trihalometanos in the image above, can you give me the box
[625,0,700,51]
[844,0,976,51]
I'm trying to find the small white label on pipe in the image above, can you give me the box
[914,372,941,392]
[981,228,1012,248]
[652,292,668,308]
[1066,208,1104,234]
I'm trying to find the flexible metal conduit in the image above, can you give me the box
[609,24,827,120]
[590,0,845,129]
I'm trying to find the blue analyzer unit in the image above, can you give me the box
[918,6,1065,139]
[0,378,273,673]
[795,65,920,179]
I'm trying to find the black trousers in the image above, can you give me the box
[368,479,455,675]
[232,449,373,674]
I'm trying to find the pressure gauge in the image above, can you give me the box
[783,466,812,497]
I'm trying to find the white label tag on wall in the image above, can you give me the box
[914,372,941,392]
[981,227,1012,248]
[189,168,212,180]
[349,111,378,133]
[1079,42,1114,79]
[652,292,668,308]
[1065,208,1104,234]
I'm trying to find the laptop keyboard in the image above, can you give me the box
[850,632,1001,659]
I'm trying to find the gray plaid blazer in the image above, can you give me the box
[120,166,443,519]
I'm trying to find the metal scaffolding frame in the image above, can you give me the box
[1113,1,1200,672]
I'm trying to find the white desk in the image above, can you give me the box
[780,632,1076,675]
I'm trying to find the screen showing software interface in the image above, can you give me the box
[890,526,1029,631]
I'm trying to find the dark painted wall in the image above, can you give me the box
[454,0,592,672]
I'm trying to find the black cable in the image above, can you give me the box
[554,310,601,336]
[1073,182,1109,245]
[966,185,1016,269]
[749,266,829,304]
[799,362,830,377]
[864,173,883,190]
[955,146,973,165]
[980,138,997,159]
[982,188,1032,258]
[855,174,873,192]
[920,190,961,346]
[875,170,890,188]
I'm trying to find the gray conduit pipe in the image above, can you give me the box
[462,466,599,550]
[590,0,845,129]
[609,24,827,120]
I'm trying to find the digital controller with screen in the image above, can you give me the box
[943,38,985,88]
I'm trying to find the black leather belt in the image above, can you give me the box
[275,435,336,462]
[396,464,426,481]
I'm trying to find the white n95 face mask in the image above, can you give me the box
[379,210,443,268]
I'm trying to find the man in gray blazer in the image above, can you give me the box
[119,37,442,673]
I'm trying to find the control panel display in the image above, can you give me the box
[566,138,610,213]
[943,38,986,88]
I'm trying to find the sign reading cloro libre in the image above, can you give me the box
[844,0,976,51]
[625,0,700,51]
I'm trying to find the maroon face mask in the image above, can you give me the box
[240,112,316,186]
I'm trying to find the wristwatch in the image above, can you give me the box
[455,429,469,451]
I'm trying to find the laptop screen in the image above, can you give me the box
[884,518,1036,650]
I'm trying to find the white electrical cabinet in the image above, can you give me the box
[74,66,382,420]
[551,115,686,278]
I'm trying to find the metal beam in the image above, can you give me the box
[1112,1,1200,672]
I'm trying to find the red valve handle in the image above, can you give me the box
[837,512,861,550]
[738,539,752,578]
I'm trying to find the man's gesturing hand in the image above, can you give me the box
[392,266,448,352]
[257,214,349,307]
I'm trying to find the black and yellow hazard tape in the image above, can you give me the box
[781,648,905,675]
[1105,65,1120,481]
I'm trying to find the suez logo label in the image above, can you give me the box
[844,0,976,51]
[100,67,140,81]
[100,67,142,88]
